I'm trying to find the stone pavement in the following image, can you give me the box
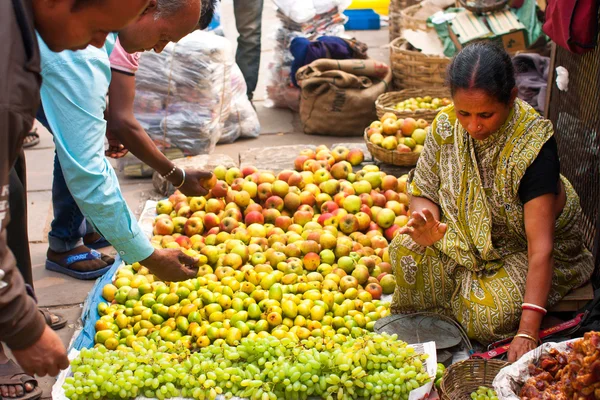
[12,1,391,397]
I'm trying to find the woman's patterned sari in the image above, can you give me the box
[390,99,594,343]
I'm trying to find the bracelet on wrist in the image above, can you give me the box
[515,332,540,345]
[175,168,186,189]
[162,164,177,179]
[522,303,547,316]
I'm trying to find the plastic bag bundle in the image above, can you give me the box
[219,64,261,144]
[120,31,235,177]
[265,0,349,111]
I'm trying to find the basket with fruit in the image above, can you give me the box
[365,112,428,166]
[439,359,509,400]
[376,88,451,123]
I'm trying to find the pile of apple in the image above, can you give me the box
[393,96,451,112]
[366,113,429,154]
[97,145,412,352]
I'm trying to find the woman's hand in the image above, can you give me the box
[398,208,447,247]
[175,169,214,197]
[508,336,538,362]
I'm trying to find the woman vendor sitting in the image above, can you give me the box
[390,42,594,362]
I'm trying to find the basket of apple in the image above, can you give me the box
[364,112,429,166]
[375,88,451,124]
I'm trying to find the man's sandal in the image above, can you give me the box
[38,309,67,331]
[45,249,113,280]
[22,129,40,149]
[0,360,42,400]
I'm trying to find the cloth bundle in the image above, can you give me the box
[265,0,350,111]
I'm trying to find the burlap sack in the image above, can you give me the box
[297,59,392,136]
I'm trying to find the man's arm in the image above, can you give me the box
[0,110,46,350]
[0,109,69,377]
[107,71,212,196]
[38,45,197,281]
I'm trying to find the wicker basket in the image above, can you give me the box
[375,88,451,122]
[364,128,420,166]
[389,0,423,41]
[440,359,510,400]
[458,0,508,14]
[390,37,451,90]
[400,2,436,33]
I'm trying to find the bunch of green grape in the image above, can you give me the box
[470,386,498,400]
[63,332,432,400]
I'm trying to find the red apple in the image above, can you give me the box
[241,166,258,177]
[211,180,229,198]
[275,216,293,231]
[257,183,273,201]
[265,196,284,212]
[365,283,383,300]
[339,214,360,235]
[277,170,295,182]
[294,156,310,172]
[245,211,264,225]
[203,213,221,231]
[384,224,400,241]
[299,191,316,207]
[175,235,191,249]
[321,201,339,214]
[262,208,281,224]
[284,192,301,212]
[244,203,263,216]
[223,207,243,222]
[154,218,175,235]
[184,217,204,236]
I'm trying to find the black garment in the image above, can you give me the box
[7,153,33,287]
[518,136,561,204]
[0,0,47,351]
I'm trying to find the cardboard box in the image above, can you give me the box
[486,9,528,54]
[448,11,493,49]
[448,9,528,54]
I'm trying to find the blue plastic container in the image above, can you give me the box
[343,9,381,30]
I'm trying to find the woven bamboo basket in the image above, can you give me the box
[389,0,423,41]
[458,0,508,14]
[399,2,436,33]
[375,88,451,122]
[390,37,451,90]
[439,359,510,400]
[364,128,420,166]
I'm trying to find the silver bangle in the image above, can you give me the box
[162,165,177,179]
[174,168,186,188]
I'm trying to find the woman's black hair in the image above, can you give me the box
[446,42,516,104]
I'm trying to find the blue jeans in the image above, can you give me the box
[37,106,94,253]
[48,153,95,253]
[233,0,264,100]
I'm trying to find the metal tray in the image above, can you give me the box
[374,314,463,350]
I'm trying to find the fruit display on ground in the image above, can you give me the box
[66,146,431,399]
[366,113,429,154]
[392,96,451,112]
[63,333,432,400]
[470,386,498,400]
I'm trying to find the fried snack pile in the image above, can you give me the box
[520,332,600,399]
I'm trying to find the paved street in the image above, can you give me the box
[11,1,391,397]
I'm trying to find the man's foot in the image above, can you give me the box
[46,246,114,280]
[47,246,107,273]
[39,309,67,331]
[22,129,40,149]
[0,348,42,399]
